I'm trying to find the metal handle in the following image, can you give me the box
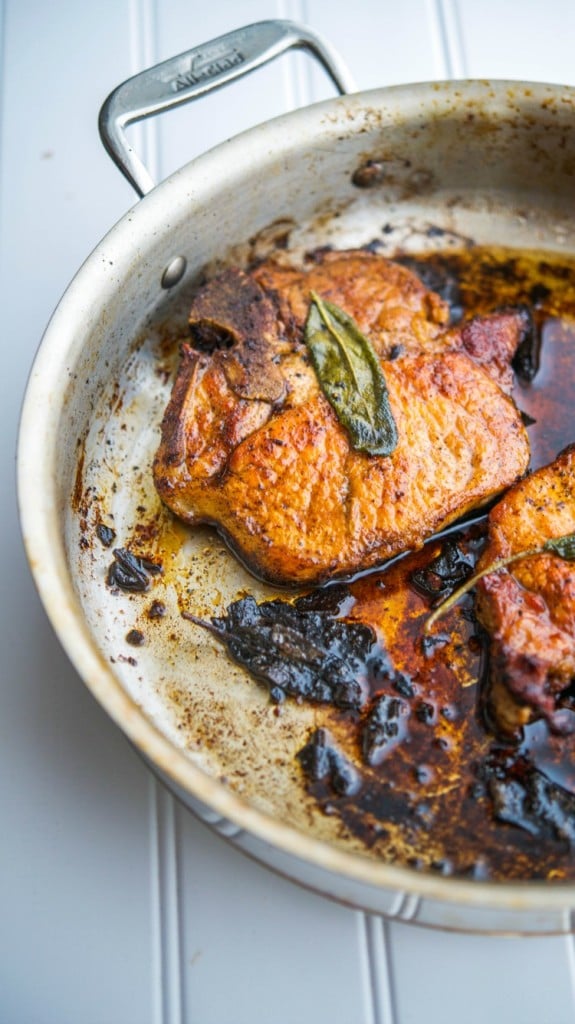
[99,19,356,198]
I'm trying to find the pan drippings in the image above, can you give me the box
[292,524,575,881]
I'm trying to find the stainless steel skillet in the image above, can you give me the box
[18,19,575,934]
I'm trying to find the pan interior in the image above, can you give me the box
[28,82,575,886]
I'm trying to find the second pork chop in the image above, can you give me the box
[476,444,575,738]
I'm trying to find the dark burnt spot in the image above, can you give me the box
[388,344,403,361]
[351,160,387,188]
[96,522,116,548]
[530,282,551,306]
[107,548,163,593]
[395,254,464,323]
[415,701,436,725]
[482,753,575,846]
[361,238,385,254]
[361,693,410,765]
[126,629,145,646]
[426,225,447,238]
[297,728,360,797]
[190,320,236,352]
[411,538,474,602]
[510,305,540,383]
[147,600,167,620]
[304,245,334,264]
[392,672,416,699]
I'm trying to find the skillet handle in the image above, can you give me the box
[99,19,356,198]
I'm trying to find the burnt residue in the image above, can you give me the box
[107,547,163,593]
[510,305,540,383]
[395,254,464,323]
[410,537,475,602]
[72,443,86,513]
[297,728,360,797]
[481,752,575,846]
[351,159,388,189]
[179,519,575,876]
[361,693,410,765]
[96,522,116,548]
[126,628,145,646]
[286,522,575,879]
[147,600,167,620]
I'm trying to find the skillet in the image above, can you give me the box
[18,19,575,933]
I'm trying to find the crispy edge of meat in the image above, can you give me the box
[476,444,575,738]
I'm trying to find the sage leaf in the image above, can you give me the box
[543,531,575,560]
[424,529,575,633]
[305,292,398,456]
[183,593,379,710]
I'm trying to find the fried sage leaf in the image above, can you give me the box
[424,530,575,633]
[304,291,398,456]
[544,531,575,560]
[184,594,378,710]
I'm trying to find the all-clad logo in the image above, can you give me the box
[171,48,245,92]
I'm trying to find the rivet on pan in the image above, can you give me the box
[161,255,187,289]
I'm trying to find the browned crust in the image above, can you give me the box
[154,252,530,586]
[476,445,575,736]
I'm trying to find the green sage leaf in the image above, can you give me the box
[304,292,398,456]
[543,531,575,560]
[424,529,575,633]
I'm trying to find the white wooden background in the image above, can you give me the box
[4,1,575,1021]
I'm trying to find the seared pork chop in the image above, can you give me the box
[476,444,575,738]
[153,250,530,586]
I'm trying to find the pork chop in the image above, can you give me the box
[476,444,575,738]
[153,250,530,586]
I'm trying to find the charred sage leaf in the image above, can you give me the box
[183,594,378,709]
[425,530,575,633]
[107,547,162,593]
[304,292,398,456]
[297,728,360,796]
